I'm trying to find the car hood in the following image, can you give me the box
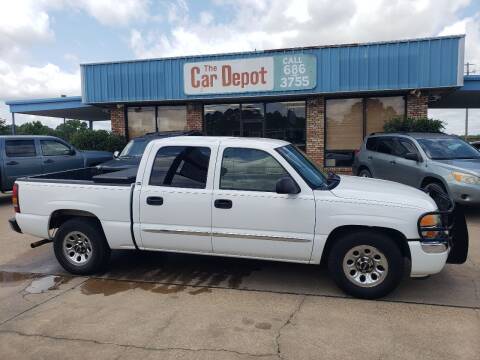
[329,175,437,211]
[96,156,140,170]
[434,159,480,175]
[80,150,113,159]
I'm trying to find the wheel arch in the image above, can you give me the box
[420,175,448,192]
[48,209,104,238]
[320,225,411,264]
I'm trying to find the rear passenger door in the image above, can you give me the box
[2,139,42,190]
[40,139,83,173]
[138,144,215,253]
[371,137,396,180]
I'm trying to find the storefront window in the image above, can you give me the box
[366,97,405,135]
[325,98,363,167]
[204,104,241,136]
[127,107,155,138]
[242,103,264,137]
[157,105,187,132]
[265,101,306,149]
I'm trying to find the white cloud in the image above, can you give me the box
[70,0,150,26]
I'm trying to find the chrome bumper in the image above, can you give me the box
[421,240,448,254]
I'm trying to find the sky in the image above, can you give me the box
[0,0,480,133]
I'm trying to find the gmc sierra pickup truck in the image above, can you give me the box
[9,136,468,299]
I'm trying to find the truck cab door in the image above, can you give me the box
[39,139,84,173]
[2,139,43,190]
[138,143,215,253]
[211,146,315,262]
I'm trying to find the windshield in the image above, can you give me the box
[276,145,327,189]
[119,139,148,157]
[417,137,480,160]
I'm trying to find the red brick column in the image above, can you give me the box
[305,96,325,166]
[110,106,126,138]
[406,94,428,119]
[186,103,203,131]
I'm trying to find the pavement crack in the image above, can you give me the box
[0,329,277,358]
[275,295,306,360]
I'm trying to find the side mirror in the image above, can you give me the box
[68,148,76,156]
[404,152,420,162]
[113,151,119,158]
[276,176,300,195]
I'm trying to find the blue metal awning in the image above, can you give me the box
[5,96,109,121]
[429,75,480,109]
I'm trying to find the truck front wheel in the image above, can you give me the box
[327,231,404,299]
[53,218,111,275]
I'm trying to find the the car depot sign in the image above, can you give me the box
[183,54,316,95]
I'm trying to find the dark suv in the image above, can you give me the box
[97,130,203,171]
[353,132,480,205]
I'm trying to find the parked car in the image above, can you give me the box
[0,135,112,192]
[353,132,480,205]
[10,136,468,299]
[470,141,480,151]
[97,130,203,171]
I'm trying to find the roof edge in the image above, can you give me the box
[5,96,82,106]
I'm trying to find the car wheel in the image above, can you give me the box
[327,230,404,299]
[54,218,111,275]
[358,168,372,178]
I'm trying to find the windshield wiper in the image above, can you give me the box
[326,171,341,190]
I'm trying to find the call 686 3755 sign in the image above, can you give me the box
[183,54,316,95]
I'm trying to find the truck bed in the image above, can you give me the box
[23,167,137,186]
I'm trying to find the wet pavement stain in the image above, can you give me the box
[0,271,37,287]
[188,287,212,295]
[80,278,136,296]
[24,275,71,294]
[255,322,272,330]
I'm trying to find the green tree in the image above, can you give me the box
[70,129,126,153]
[55,119,88,142]
[383,116,445,133]
[16,121,56,136]
[0,118,10,135]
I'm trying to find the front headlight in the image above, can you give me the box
[450,171,480,185]
[418,214,442,239]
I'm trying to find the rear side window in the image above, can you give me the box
[365,137,378,151]
[5,140,37,157]
[220,147,290,192]
[391,138,418,157]
[376,138,395,155]
[149,146,210,189]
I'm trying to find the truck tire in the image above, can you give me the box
[53,218,111,275]
[327,230,404,299]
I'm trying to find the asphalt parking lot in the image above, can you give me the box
[0,194,478,359]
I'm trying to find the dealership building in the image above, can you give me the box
[7,34,480,173]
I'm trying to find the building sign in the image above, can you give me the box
[184,54,316,95]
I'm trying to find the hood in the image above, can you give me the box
[329,175,437,211]
[80,150,113,158]
[434,159,480,175]
[96,156,140,170]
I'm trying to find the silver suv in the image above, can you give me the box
[353,133,480,205]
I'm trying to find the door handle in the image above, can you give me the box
[389,160,396,165]
[214,199,232,209]
[6,161,18,165]
[44,159,54,164]
[367,156,372,160]
[146,196,163,206]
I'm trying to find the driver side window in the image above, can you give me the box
[41,140,72,156]
[220,147,290,192]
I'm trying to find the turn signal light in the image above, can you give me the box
[419,214,440,239]
[12,183,20,213]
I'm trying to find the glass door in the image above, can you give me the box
[241,103,264,138]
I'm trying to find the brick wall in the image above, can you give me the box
[186,103,203,131]
[110,106,126,138]
[406,94,428,119]
[305,96,325,166]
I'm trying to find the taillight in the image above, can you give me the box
[12,183,20,213]
[353,149,360,157]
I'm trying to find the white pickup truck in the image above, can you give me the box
[9,136,468,299]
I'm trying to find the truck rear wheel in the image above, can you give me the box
[53,218,110,275]
[327,230,404,299]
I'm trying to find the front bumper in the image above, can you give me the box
[448,181,480,205]
[9,218,22,234]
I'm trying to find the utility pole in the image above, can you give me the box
[465,62,475,138]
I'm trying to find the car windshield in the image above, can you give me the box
[417,137,480,160]
[119,139,148,157]
[276,145,328,189]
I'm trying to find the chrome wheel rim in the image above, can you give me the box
[63,231,92,266]
[343,245,388,288]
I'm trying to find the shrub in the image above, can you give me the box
[383,116,445,133]
[70,130,126,153]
